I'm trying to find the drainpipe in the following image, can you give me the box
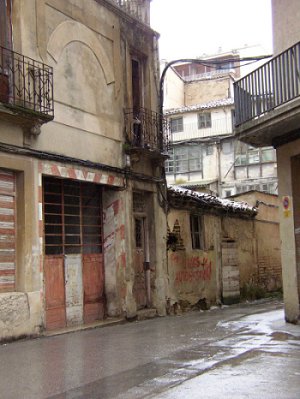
[144,218,151,308]
[217,141,222,196]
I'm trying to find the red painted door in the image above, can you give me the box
[83,253,105,323]
[44,256,66,330]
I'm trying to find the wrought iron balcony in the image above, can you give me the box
[124,108,169,156]
[234,41,300,127]
[112,0,150,24]
[0,45,54,124]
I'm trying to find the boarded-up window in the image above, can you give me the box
[0,168,16,292]
[43,177,102,255]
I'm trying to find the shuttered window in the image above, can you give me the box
[0,169,16,292]
[43,177,103,255]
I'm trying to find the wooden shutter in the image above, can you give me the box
[0,169,16,292]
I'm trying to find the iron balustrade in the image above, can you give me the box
[0,45,54,118]
[234,41,300,126]
[124,108,169,153]
[113,0,143,21]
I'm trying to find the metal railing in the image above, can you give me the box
[183,69,236,82]
[0,45,54,118]
[112,0,147,23]
[124,108,169,153]
[234,41,300,126]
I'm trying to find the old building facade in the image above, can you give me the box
[0,0,169,341]
[234,0,300,322]
[167,187,281,310]
[163,54,278,198]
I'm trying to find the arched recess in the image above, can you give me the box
[47,20,114,86]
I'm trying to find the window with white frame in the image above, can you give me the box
[261,147,276,162]
[166,145,202,174]
[198,112,211,129]
[170,117,183,133]
[235,145,276,166]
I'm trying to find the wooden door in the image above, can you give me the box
[222,241,240,304]
[133,217,147,309]
[83,253,105,323]
[44,256,66,330]
[43,177,105,328]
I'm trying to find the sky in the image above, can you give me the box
[150,0,273,61]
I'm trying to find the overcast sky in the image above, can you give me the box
[150,0,273,60]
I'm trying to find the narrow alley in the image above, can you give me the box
[0,299,299,399]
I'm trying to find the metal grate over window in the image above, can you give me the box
[43,177,102,255]
[133,192,146,213]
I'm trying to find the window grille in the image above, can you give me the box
[43,177,102,255]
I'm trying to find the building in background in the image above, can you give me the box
[163,51,278,197]
[0,0,169,341]
[234,0,300,323]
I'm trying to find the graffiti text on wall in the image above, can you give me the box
[171,254,212,284]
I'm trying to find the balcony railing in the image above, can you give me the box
[0,45,54,119]
[112,0,149,24]
[234,41,300,126]
[124,108,169,154]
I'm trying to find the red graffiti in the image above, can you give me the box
[170,253,182,264]
[186,256,211,269]
[175,257,212,284]
[120,252,126,268]
[119,224,125,240]
[112,200,119,215]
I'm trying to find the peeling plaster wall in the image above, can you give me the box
[103,190,127,317]
[0,292,42,341]
[167,211,220,307]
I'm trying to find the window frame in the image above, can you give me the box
[197,112,212,129]
[170,117,183,133]
[43,177,103,256]
[166,145,203,175]
[190,214,204,250]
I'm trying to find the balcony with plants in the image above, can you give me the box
[124,107,169,160]
[234,41,300,147]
